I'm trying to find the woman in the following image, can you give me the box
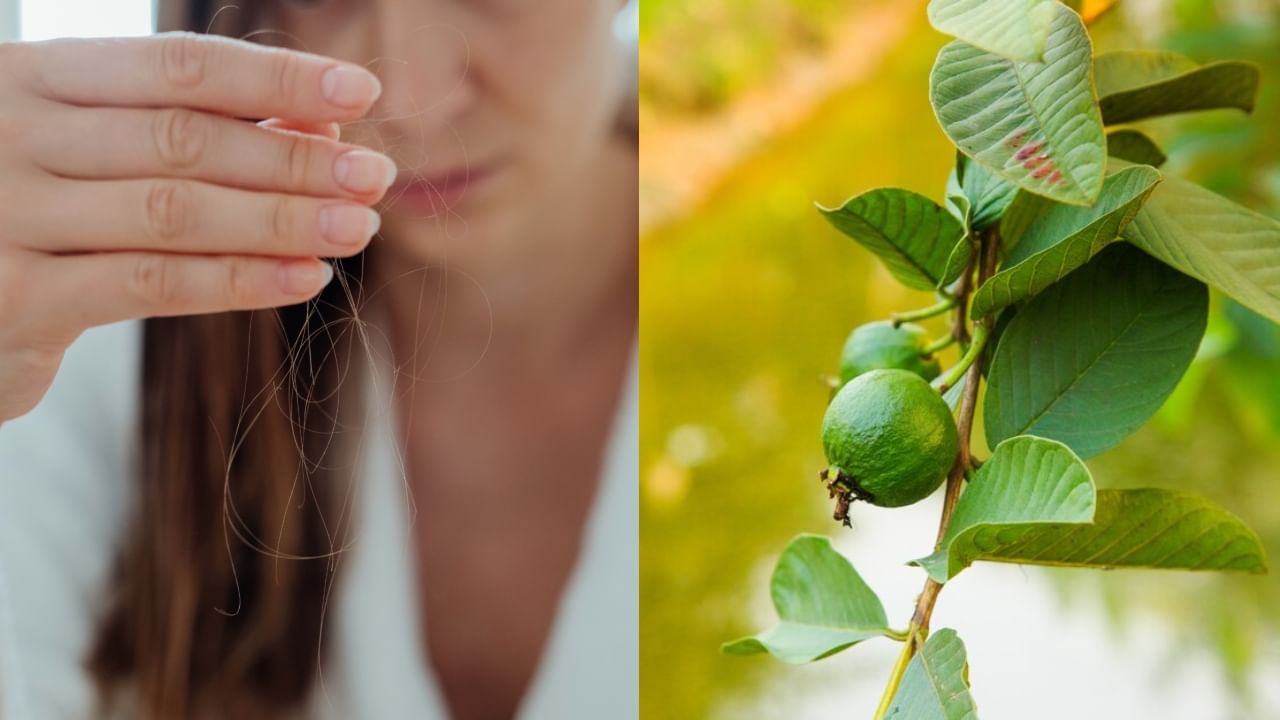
[0,0,637,718]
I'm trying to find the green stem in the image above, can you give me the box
[891,294,958,326]
[883,627,911,642]
[873,625,922,719]
[878,226,1000,706]
[934,323,988,393]
[922,333,956,356]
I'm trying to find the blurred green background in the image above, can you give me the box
[639,0,1280,718]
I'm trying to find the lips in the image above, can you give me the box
[383,162,495,213]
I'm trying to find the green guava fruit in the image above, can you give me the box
[838,321,941,384]
[819,368,959,522]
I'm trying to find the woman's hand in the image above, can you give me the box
[0,32,393,423]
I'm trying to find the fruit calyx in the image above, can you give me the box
[819,467,875,527]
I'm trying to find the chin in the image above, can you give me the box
[379,195,528,272]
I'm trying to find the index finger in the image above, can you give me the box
[21,32,381,123]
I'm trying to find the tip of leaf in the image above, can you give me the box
[1239,62,1263,113]
[908,554,951,584]
[720,638,765,656]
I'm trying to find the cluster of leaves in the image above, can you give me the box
[722,1,1277,716]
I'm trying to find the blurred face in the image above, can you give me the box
[262,0,628,270]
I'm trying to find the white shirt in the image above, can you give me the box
[0,318,638,719]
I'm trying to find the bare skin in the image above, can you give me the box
[0,33,389,423]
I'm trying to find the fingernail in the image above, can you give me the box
[322,65,382,108]
[334,150,397,194]
[278,260,334,295]
[320,205,381,248]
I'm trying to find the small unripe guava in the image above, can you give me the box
[838,321,941,385]
[820,368,958,521]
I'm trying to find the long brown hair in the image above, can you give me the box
[87,3,367,718]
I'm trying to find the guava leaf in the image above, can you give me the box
[927,0,1056,63]
[947,153,1017,232]
[721,535,890,663]
[818,189,967,290]
[986,489,1266,575]
[941,160,979,277]
[944,172,972,231]
[1094,50,1260,125]
[961,164,1016,232]
[1120,163,1280,325]
[930,3,1106,206]
[970,164,1160,318]
[984,243,1207,459]
[913,437,1268,582]
[1106,129,1166,166]
[941,235,976,288]
[884,629,979,720]
[915,436,1095,582]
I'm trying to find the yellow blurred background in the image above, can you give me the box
[639,0,1280,717]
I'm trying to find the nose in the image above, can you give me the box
[366,2,476,144]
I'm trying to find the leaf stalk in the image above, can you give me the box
[891,294,959,326]
[922,333,957,356]
[873,625,923,720]
[934,323,988,393]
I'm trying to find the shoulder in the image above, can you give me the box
[0,319,143,719]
